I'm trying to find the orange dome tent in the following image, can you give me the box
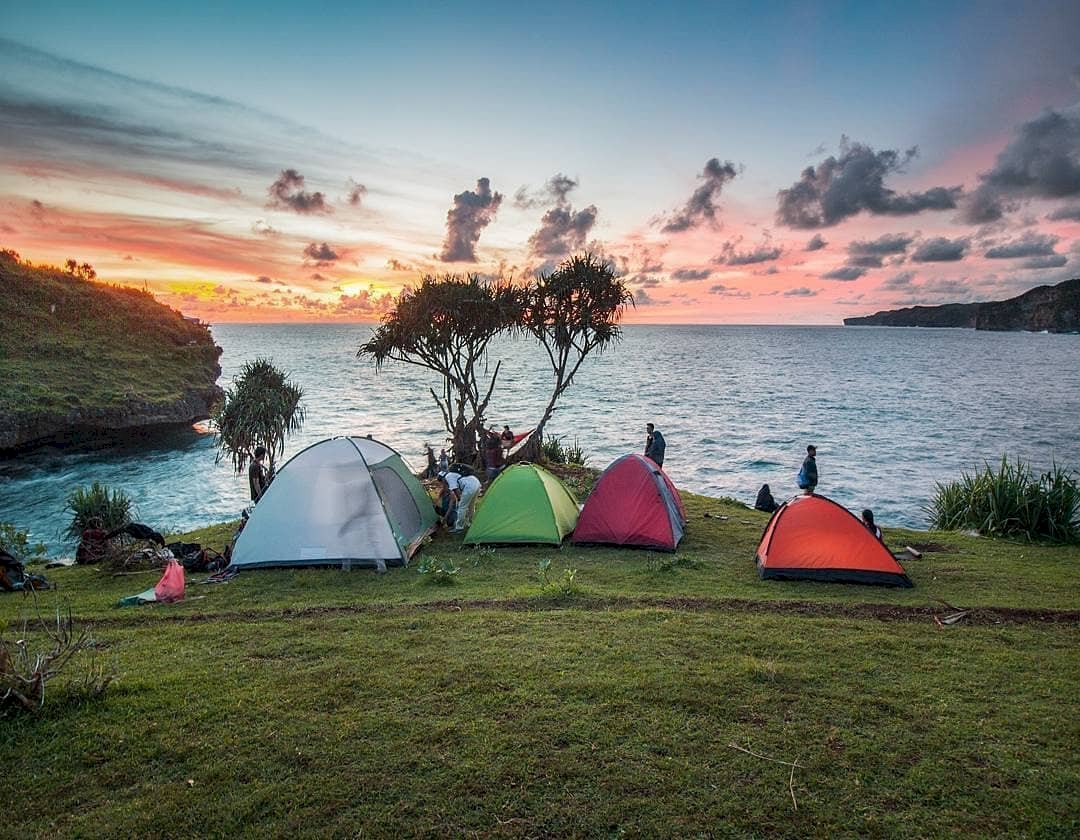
[755,494,913,587]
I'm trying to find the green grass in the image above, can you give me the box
[0,252,221,420]
[2,493,1077,837]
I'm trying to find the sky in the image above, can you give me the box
[2,1,1079,324]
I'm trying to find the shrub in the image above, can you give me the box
[541,435,588,466]
[64,482,132,541]
[415,556,459,584]
[0,523,47,565]
[925,456,1080,543]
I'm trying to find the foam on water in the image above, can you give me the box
[2,323,1078,548]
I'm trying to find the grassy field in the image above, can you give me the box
[2,493,1078,837]
[0,251,221,420]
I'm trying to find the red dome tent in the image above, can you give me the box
[755,494,913,587]
[573,454,686,551]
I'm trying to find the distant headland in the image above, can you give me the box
[843,277,1080,332]
[0,251,223,451]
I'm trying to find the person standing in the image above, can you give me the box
[438,448,449,474]
[644,422,666,467]
[249,445,270,502]
[797,445,818,495]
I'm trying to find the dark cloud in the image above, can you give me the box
[881,270,916,290]
[268,169,331,214]
[1021,254,1068,269]
[783,287,818,297]
[671,268,712,281]
[515,173,578,209]
[528,204,598,258]
[962,106,1080,223]
[346,178,367,207]
[984,231,1061,258]
[386,258,413,272]
[707,284,751,298]
[439,177,503,263]
[1047,204,1080,221]
[256,275,273,284]
[822,265,866,281]
[634,288,669,305]
[303,242,339,263]
[776,138,961,228]
[847,255,885,268]
[660,158,739,233]
[714,237,782,266]
[848,233,914,256]
[912,236,968,262]
[757,265,780,275]
[805,234,827,251]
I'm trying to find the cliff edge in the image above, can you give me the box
[843,278,1080,332]
[0,251,223,451]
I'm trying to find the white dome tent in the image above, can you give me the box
[230,436,437,572]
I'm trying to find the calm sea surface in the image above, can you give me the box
[3,324,1079,551]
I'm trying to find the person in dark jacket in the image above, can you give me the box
[249,445,270,502]
[754,483,779,513]
[644,423,666,467]
[797,445,818,494]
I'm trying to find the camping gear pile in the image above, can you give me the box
[0,548,49,592]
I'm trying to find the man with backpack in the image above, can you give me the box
[797,445,818,494]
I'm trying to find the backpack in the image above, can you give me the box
[796,466,810,489]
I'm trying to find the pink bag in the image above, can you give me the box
[154,559,186,603]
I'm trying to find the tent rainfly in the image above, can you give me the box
[230,436,437,572]
[755,494,913,587]
[463,463,579,545]
[573,454,686,551]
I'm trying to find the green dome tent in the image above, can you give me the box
[463,464,579,545]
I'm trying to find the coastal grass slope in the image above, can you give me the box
[2,493,1077,836]
[0,251,222,448]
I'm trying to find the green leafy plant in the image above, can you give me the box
[925,456,1079,543]
[213,358,306,478]
[647,554,702,573]
[416,556,459,584]
[537,558,579,596]
[64,483,132,541]
[0,523,47,565]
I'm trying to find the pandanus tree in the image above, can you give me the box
[515,253,633,462]
[213,358,305,478]
[358,274,524,464]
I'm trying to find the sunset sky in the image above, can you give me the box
[2,1,1079,324]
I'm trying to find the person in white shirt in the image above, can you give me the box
[440,470,482,533]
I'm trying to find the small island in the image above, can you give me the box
[0,251,223,451]
[844,277,1080,332]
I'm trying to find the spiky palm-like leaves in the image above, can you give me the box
[925,455,1080,543]
[213,358,305,477]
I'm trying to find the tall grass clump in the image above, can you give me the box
[64,482,132,540]
[925,456,1080,543]
[540,434,588,466]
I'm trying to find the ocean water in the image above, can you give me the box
[3,323,1079,550]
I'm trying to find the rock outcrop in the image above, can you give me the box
[0,252,223,451]
[844,278,1080,332]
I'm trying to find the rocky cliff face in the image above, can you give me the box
[844,278,1080,332]
[0,385,223,451]
[975,278,1080,332]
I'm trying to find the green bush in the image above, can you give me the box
[540,435,588,466]
[925,456,1079,543]
[415,556,459,585]
[64,483,133,541]
[0,523,47,564]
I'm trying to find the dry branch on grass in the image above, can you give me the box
[729,742,805,811]
[0,600,114,714]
